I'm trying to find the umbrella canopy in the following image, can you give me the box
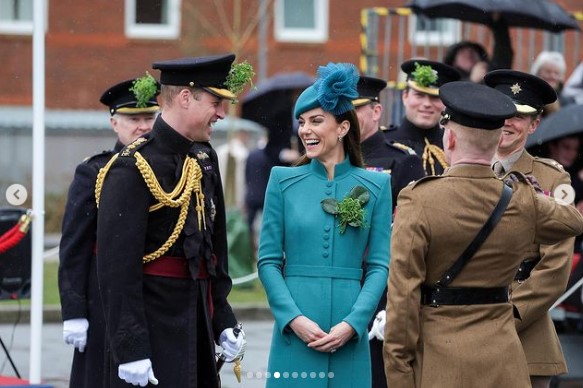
[213,116,265,134]
[408,0,580,32]
[241,71,314,132]
[526,104,583,148]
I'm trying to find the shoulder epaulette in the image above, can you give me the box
[119,136,152,157]
[82,149,113,164]
[533,156,565,172]
[389,140,417,155]
[384,124,399,132]
[410,174,441,189]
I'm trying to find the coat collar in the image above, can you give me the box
[309,156,352,180]
[152,116,195,154]
[444,163,498,179]
[508,149,534,174]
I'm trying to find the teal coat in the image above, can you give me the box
[258,158,391,387]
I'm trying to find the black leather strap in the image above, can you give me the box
[421,285,509,306]
[437,183,513,287]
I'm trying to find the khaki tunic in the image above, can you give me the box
[507,151,574,376]
[384,164,583,388]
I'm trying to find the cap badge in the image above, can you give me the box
[510,83,522,95]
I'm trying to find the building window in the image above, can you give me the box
[0,0,34,35]
[275,0,328,43]
[125,0,181,39]
[409,15,460,46]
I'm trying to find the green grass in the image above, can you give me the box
[9,261,267,307]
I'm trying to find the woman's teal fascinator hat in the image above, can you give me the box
[294,62,359,119]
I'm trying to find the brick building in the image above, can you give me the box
[0,0,581,194]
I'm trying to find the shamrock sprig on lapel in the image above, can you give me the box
[321,186,369,234]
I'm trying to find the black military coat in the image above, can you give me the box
[58,142,122,388]
[361,130,425,388]
[385,118,447,175]
[361,130,425,208]
[96,117,236,388]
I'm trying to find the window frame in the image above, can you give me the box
[125,0,181,40]
[274,0,328,44]
[408,15,460,47]
[0,0,45,36]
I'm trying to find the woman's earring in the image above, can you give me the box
[338,136,343,143]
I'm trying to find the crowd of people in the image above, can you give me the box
[55,36,583,388]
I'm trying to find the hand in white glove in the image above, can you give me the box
[219,328,247,362]
[368,310,386,341]
[63,318,89,352]
[118,359,158,386]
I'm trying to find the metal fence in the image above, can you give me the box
[360,7,583,126]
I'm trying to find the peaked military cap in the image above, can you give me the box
[401,59,461,96]
[439,81,517,130]
[352,76,387,108]
[483,69,557,115]
[152,53,236,100]
[99,78,160,116]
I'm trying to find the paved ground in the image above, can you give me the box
[0,320,274,388]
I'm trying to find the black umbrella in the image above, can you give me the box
[526,104,583,148]
[408,0,580,32]
[241,72,314,130]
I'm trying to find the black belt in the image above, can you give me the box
[421,285,509,307]
[514,259,538,282]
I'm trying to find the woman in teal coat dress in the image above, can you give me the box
[258,62,392,387]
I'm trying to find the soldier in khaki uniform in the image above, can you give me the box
[486,70,572,388]
[383,81,583,388]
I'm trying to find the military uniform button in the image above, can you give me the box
[323,242,329,248]
[326,182,333,187]
[324,225,331,232]
[326,190,332,195]
[323,251,329,258]
[323,234,329,240]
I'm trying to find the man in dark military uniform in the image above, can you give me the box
[58,75,159,388]
[353,75,425,388]
[95,54,247,387]
[486,70,573,388]
[385,59,461,175]
[384,81,583,387]
[353,75,426,208]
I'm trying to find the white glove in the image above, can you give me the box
[63,318,89,352]
[368,310,386,341]
[219,328,247,362]
[118,359,158,386]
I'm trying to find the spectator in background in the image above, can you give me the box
[562,61,583,105]
[530,51,568,117]
[444,14,513,83]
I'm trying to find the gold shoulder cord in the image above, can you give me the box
[95,152,205,263]
[423,137,449,176]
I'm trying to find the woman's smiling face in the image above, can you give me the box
[298,107,348,165]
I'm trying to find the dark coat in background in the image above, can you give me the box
[385,119,446,176]
[58,142,122,388]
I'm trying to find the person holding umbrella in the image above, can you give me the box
[385,59,461,175]
[486,69,574,388]
[59,74,160,388]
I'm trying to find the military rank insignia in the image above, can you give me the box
[196,151,209,160]
[120,137,148,157]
